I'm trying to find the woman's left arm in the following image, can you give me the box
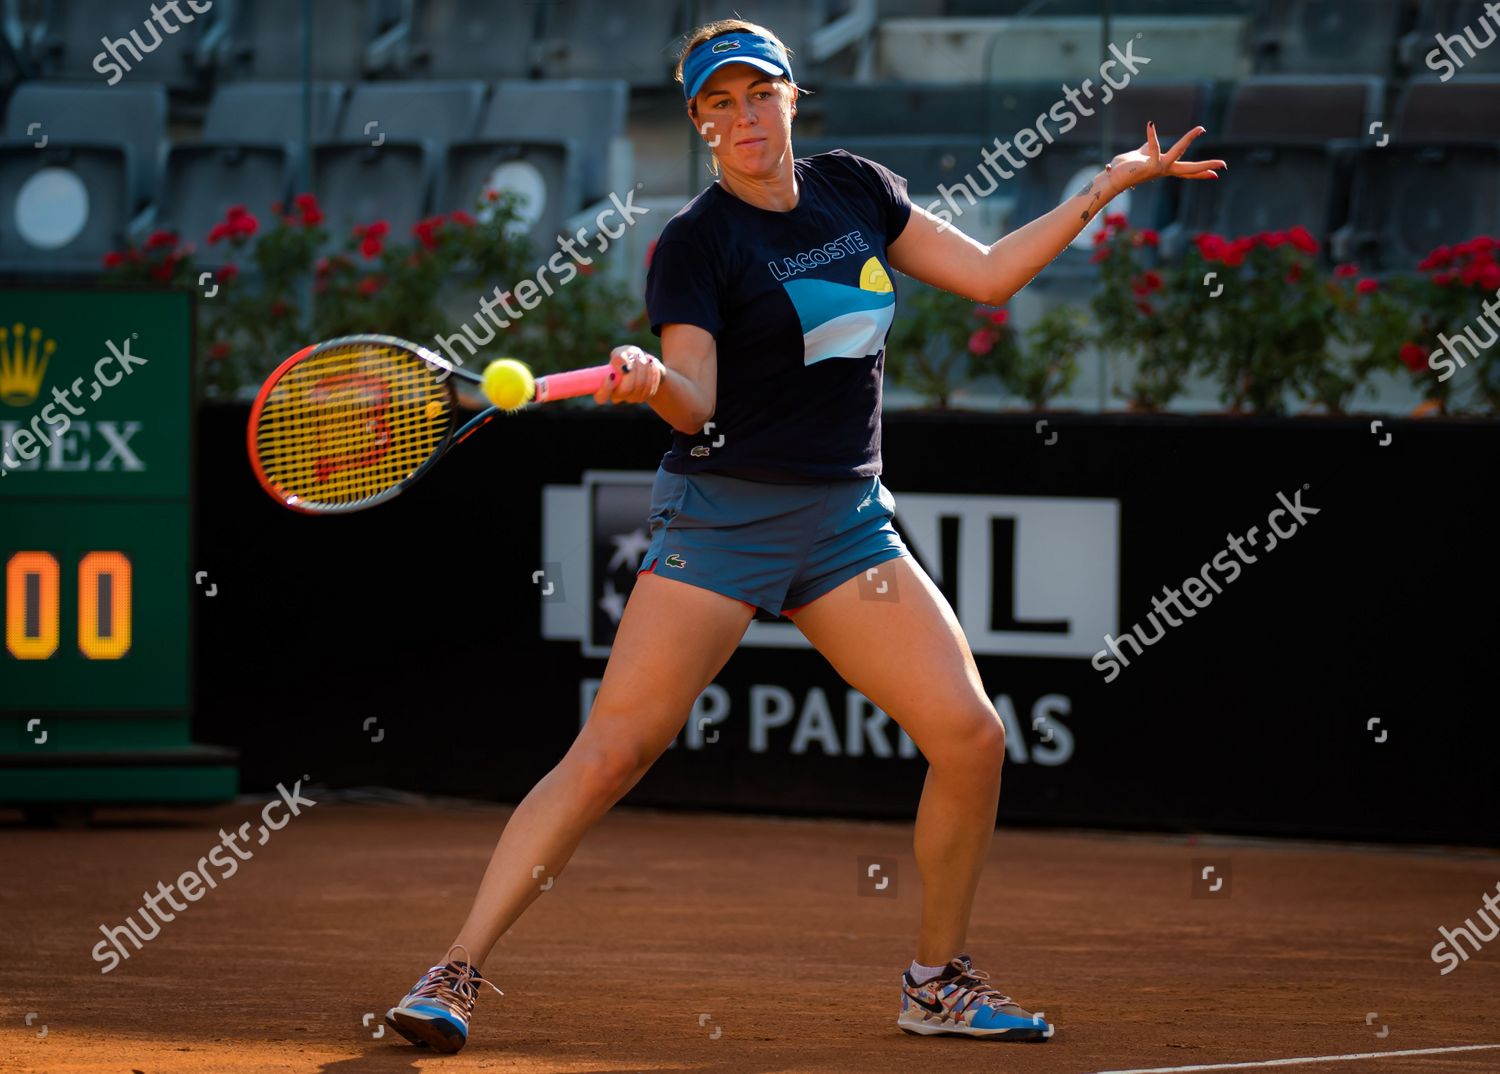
[887,123,1225,306]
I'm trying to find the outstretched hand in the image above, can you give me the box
[1106,123,1225,196]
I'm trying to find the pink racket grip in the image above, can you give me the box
[533,364,612,403]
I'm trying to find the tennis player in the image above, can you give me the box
[386,19,1223,1053]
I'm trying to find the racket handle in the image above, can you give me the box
[533,364,612,403]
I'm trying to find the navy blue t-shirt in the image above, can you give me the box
[646,150,911,482]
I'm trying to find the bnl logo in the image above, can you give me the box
[541,473,1119,658]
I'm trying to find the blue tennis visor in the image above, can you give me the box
[682,32,793,101]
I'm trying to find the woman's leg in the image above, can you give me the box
[786,555,1006,966]
[448,572,755,967]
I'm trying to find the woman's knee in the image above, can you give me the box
[566,739,653,807]
[927,701,1006,774]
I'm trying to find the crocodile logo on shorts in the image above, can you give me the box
[664,553,688,569]
[690,445,711,458]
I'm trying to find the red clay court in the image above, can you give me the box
[3,801,1498,1074]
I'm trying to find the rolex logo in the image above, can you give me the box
[0,322,56,407]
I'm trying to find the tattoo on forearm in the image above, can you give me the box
[1075,180,1103,222]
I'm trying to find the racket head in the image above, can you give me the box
[247,334,460,514]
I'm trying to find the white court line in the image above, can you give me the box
[1096,1043,1500,1073]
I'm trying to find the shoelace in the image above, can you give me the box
[942,961,1018,1016]
[408,944,504,1018]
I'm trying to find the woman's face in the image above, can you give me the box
[691,65,796,178]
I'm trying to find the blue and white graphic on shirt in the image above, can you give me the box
[782,255,896,366]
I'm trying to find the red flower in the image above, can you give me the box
[1093,228,1111,246]
[413,216,444,250]
[145,229,177,250]
[102,250,124,269]
[1265,230,1289,249]
[450,210,477,228]
[1287,225,1319,254]
[229,210,259,240]
[1433,272,1454,287]
[1334,263,1359,278]
[1356,278,1378,294]
[219,263,240,283]
[1135,299,1154,317]
[207,221,231,244]
[150,262,175,282]
[1472,236,1496,254]
[208,341,231,361]
[1285,262,1304,284]
[1222,247,1246,268]
[355,219,390,259]
[1399,342,1429,372]
[358,275,383,296]
[578,262,596,276]
[987,308,1008,325]
[484,188,500,202]
[1104,212,1128,230]
[1480,263,1500,290]
[1195,233,1227,262]
[1136,228,1160,247]
[1090,246,1110,264]
[293,193,325,227]
[967,328,995,356]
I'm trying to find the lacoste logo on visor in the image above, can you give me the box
[711,39,741,52]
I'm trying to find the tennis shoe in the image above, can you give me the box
[385,945,502,1053]
[897,954,1051,1040]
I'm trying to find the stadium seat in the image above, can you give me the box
[0,142,131,272]
[156,84,346,254]
[312,142,430,250]
[1251,0,1403,75]
[158,145,294,254]
[1342,76,1500,268]
[27,0,221,90]
[487,79,626,202]
[333,80,485,144]
[535,0,679,84]
[203,82,348,144]
[3,82,166,207]
[307,80,487,250]
[439,141,581,251]
[408,0,534,79]
[221,0,392,81]
[1176,76,1381,258]
[791,135,1000,199]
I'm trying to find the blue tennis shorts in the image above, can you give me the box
[638,468,909,617]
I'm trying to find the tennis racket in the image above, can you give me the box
[247,334,609,514]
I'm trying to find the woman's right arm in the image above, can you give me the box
[593,323,717,436]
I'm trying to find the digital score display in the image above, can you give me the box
[0,289,192,715]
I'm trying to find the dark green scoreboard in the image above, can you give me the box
[0,288,235,815]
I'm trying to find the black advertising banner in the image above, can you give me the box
[196,406,1498,845]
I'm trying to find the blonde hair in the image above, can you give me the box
[675,19,799,177]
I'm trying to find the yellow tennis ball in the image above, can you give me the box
[481,358,535,411]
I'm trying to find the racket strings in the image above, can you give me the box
[254,343,452,509]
